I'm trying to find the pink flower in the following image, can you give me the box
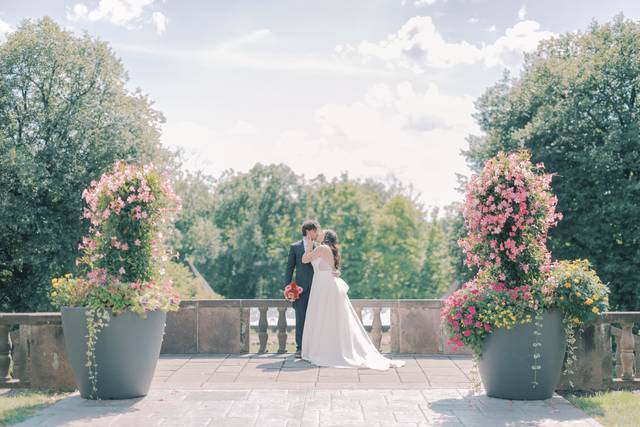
[118,267,126,275]
[463,330,471,337]
[134,239,141,246]
[468,306,476,315]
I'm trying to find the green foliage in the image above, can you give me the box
[165,260,221,300]
[464,15,640,310]
[0,390,67,426]
[551,259,609,325]
[50,162,181,315]
[174,165,457,299]
[566,391,640,427]
[443,203,476,288]
[0,17,171,312]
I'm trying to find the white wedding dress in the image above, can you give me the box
[301,256,405,370]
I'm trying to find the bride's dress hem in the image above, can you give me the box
[300,261,405,371]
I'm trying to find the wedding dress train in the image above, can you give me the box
[301,258,404,370]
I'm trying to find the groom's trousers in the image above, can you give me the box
[293,288,311,352]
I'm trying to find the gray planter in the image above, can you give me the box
[61,307,166,399]
[478,309,566,400]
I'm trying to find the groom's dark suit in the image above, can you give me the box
[284,240,314,352]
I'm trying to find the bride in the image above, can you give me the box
[300,229,404,370]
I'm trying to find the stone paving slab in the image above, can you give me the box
[151,354,473,388]
[13,355,603,427]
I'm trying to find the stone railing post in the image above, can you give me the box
[371,308,383,350]
[277,307,288,354]
[619,321,636,380]
[240,307,251,353]
[0,325,10,383]
[258,307,268,353]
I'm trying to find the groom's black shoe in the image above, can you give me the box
[294,350,302,359]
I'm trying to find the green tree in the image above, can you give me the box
[210,164,304,298]
[171,170,220,288]
[368,196,426,299]
[464,15,640,309]
[304,177,380,297]
[0,18,171,311]
[419,208,455,298]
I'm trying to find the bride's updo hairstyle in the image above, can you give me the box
[322,229,340,270]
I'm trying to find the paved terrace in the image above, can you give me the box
[16,354,601,427]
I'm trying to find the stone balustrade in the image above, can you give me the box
[602,312,640,384]
[0,312,76,390]
[160,300,452,355]
[1,301,638,392]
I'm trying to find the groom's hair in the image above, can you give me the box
[301,220,320,236]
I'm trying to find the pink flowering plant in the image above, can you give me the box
[442,150,563,354]
[50,162,182,315]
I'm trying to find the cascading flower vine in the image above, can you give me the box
[442,150,562,354]
[50,161,182,399]
[51,161,182,315]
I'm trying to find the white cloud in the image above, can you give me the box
[345,15,554,72]
[116,30,390,76]
[354,16,482,71]
[0,17,12,40]
[487,25,497,33]
[518,4,527,20]
[67,0,165,32]
[227,120,258,136]
[413,0,440,5]
[468,17,479,24]
[151,11,167,34]
[161,82,477,207]
[317,82,477,142]
[482,20,553,68]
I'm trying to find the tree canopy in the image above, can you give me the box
[0,18,172,311]
[463,15,640,310]
[172,165,455,300]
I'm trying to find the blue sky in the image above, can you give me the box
[2,0,639,208]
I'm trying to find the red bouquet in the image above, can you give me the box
[284,282,303,302]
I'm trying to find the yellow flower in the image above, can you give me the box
[592,307,600,314]
[575,291,581,297]
[52,282,60,289]
[572,318,581,324]
[65,273,72,278]
[559,296,564,301]
[564,282,571,288]
[51,291,57,297]
[585,298,593,305]
[573,278,579,283]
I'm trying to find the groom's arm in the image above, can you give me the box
[284,244,296,285]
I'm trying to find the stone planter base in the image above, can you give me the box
[478,309,567,400]
[62,308,166,399]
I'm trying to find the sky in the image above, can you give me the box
[1,0,640,209]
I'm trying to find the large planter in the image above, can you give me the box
[61,307,166,399]
[478,309,566,400]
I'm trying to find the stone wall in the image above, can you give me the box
[1,303,638,392]
[160,299,472,356]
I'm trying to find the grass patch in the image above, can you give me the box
[0,390,67,426]
[565,391,640,427]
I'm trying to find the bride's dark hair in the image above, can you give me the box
[322,229,340,270]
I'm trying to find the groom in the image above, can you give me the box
[284,220,319,359]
